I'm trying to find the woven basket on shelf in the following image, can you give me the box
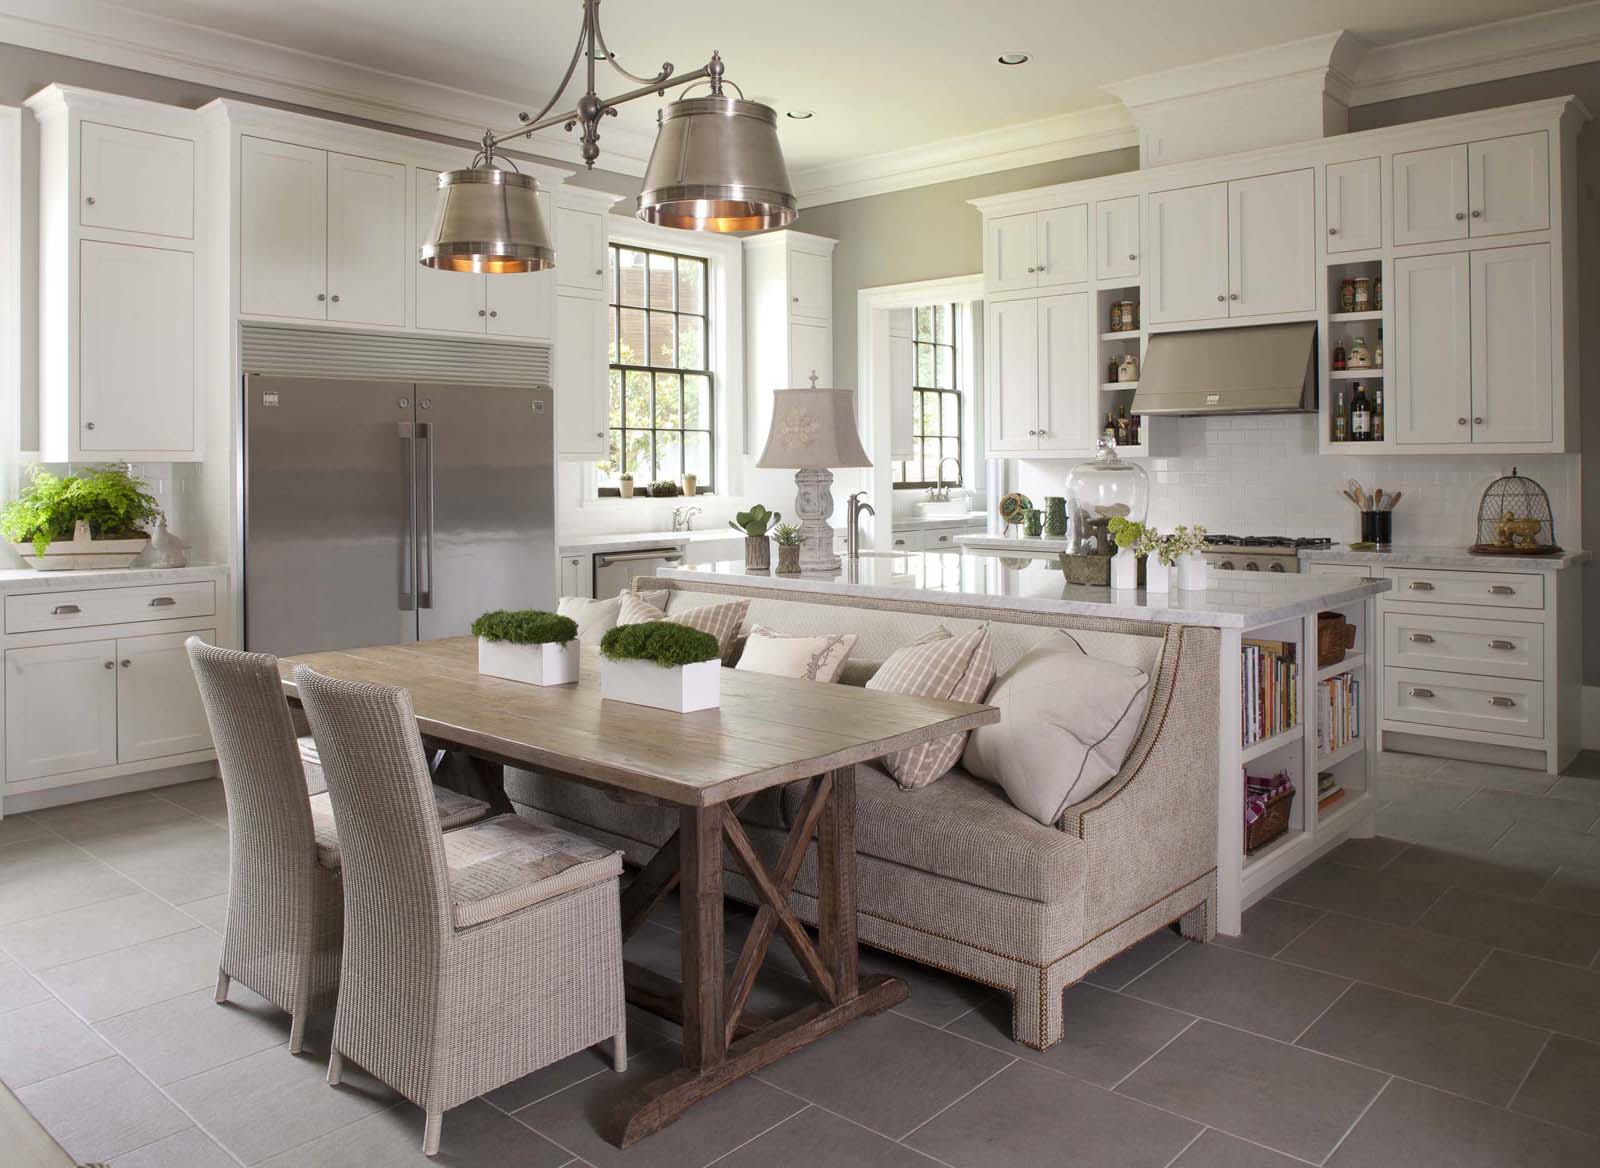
[1245,786,1294,854]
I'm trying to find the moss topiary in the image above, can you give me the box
[470,610,578,645]
[599,621,719,668]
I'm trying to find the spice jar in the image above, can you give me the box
[1354,278,1372,311]
[1339,279,1356,313]
[1119,301,1138,331]
[1346,336,1372,369]
[1373,278,1382,310]
[1109,302,1123,332]
[1117,354,1139,382]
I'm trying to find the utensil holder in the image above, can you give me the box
[1360,510,1392,547]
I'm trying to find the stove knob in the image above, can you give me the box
[1244,561,1261,571]
[1218,560,1235,571]
[1269,562,1286,573]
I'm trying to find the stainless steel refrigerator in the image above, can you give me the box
[244,375,555,656]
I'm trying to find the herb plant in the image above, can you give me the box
[647,480,680,497]
[1106,517,1147,551]
[470,610,578,645]
[600,621,719,668]
[1,465,162,556]
[771,522,802,547]
[729,504,780,537]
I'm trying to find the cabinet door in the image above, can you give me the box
[1095,196,1140,281]
[789,248,831,320]
[414,168,487,332]
[1147,183,1228,324]
[488,192,556,339]
[78,241,195,455]
[1035,293,1091,454]
[983,212,1037,293]
[116,630,214,764]
[1393,144,1468,246]
[555,206,607,293]
[887,307,915,461]
[1393,251,1471,445]
[1471,244,1551,445]
[984,298,1039,453]
[80,122,194,239]
[240,137,327,319]
[1469,132,1550,237]
[5,641,118,781]
[1035,204,1088,288]
[325,152,406,327]
[555,295,610,460]
[1326,158,1381,253]
[1228,170,1314,316]
[788,320,833,386]
[560,555,591,599]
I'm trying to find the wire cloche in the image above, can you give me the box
[1470,466,1561,556]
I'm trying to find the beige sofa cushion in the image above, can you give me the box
[964,631,1152,825]
[618,592,749,662]
[866,626,995,789]
[559,589,668,644]
[735,625,857,683]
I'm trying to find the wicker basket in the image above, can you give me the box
[1245,786,1294,854]
[1317,612,1357,669]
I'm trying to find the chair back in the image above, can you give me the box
[292,666,453,948]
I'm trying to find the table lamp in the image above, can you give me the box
[756,374,872,572]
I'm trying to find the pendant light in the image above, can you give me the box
[420,0,796,273]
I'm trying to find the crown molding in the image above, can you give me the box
[1103,30,1366,112]
[0,0,655,175]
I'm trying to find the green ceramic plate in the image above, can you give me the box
[999,492,1033,527]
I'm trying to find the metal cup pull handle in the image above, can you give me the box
[1408,687,1435,699]
[1488,696,1516,708]
[1408,581,1435,591]
[148,596,176,607]
[1488,585,1515,595]
[1489,640,1515,651]
[51,604,81,615]
[1408,633,1434,644]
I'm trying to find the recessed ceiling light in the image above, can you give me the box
[786,109,814,120]
[997,52,1031,66]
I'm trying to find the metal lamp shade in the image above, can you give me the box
[757,387,872,470]
[419,166,554,273]
[636,96,797,232]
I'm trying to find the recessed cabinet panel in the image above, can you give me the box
[1035,204,1088,288]
[789,249,831,319]
[414,168,486,332]
[116,630,215,763]
[1393,251,1470,445]
[5,641,119,781]
[787,320,832,388]
[1095,196,1140,281]
[984,212,1038,294]
[79,122,194,239]
[1469,131,1550,237]
[555,295,610,461]
[240,136,327,319]
[1036,293,1091,454]
[488,193,556,339]
[1393,144,1468,246]
[326,152,406,327]
[1228,169,1314,316]
[984,298,1040,452]
[1147,182,1228,324]
[1471,244,1551,445]
[1326,157,1381,253]
[78,241,195,454]
[554,206,607,292]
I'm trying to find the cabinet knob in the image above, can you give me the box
[1471,210,1482,219]
[120,659,131,668]
[103,660,115,670]
[792,296,799,302]
[85,195,96,206]
[330,294,341,303]
[1229,292,1239,300]
[595,268,603,276]
[1216,294,1225,302]
[316,293,327,301]
[1328,227,1337,235]
[1128,253,1137,260]
[85,421,95,430]
[1488,695,1516,708]
[1458,417,1468,426]
[478,309,487,317]
[1489,639,1515,650]
[596,431,604,438]
[1455,212,1466,220]
[488,310,497,318]
[1473,416,1483,425]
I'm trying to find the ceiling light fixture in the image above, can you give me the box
[997,52,1031,66]
[421,0,796,273]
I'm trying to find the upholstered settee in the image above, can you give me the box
[508,577,1220,1051]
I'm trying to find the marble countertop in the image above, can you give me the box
[1298,546,1590,571]
[558,529,742,555]
[892,511,988,532]
[956,532,1072,551]
[664,551,1389,630]
[0,563,228,594]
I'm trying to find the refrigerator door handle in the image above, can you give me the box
[398,422,417,612]
[418,420,435,610]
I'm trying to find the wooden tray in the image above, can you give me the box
[1467,543,1562,557]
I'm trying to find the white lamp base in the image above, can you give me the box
[793,468,841,573]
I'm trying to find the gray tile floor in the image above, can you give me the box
[3,751,1600,1167]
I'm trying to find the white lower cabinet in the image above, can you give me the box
[5,640,119,782]
[116,631,215,763]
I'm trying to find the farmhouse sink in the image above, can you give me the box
[915,500,973,518]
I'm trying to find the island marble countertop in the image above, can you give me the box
[664,551,1389,630]
[1298,546,1590,571]
[0,563,228,594]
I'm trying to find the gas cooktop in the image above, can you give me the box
[1200,535,1333,573]
[1204,535,1334,549]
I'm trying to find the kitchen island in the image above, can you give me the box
[664,551,1392,934]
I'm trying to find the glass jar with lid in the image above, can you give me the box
[1065,431,1150,554]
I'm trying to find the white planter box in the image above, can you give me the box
[600,656,720,713]
[14,520,147,571]
[477,638,580,686]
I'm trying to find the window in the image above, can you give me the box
[598,243,713,494]
[894,303,961,489]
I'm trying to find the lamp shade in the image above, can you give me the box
[636,95,797,232]
[419,166,554,273]
[757,386,872,470]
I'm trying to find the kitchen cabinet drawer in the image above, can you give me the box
[6,581,216,634]
[888,530,925,552]
[1386,667,1543,739]
[925,529,965,551]
[1384,612,1542,681]
[1385,568,1542,610]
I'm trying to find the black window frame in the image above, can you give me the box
[598,243,714,497]
[894,302,963,490]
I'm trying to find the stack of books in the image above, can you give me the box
[1242,639,1298,746]
[1317,670,1361,755]
[1317,769,1345,813]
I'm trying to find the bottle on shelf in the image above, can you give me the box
[1333,388,1347,442]
[1347,336,1371,369]
[1331,342,1346,371]
[1374,324,1383,370]
[1350,382,1373,441]
[1115,404,1133,447]
[1373,386,1384,442]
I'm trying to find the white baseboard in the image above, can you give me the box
[1585,685,1600,751]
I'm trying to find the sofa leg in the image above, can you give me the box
[1177,893,1217,943]
[1010,966,1062,1052]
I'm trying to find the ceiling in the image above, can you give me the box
[27,0,1595,185]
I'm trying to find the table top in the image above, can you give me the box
[279,638,998,807]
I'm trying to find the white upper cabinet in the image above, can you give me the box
[1470,244,1551,445]
[240,136,327,319]
[1035,204,1089,288]
[1394,143,1470,245]
[1147,182,1228,324]
[486,258,556,339]
[789,248,831,319]
[984,212,1038,294]
[1393,250,1471,445]
[555,205,608,293]
[984,298,1040,452]
[1469,131,1550,237]
[414,167,486,332]
[326,152,406,327]
[1326,158,1381,253]
[1095,196,1140,281]
[984,293,1092,457]
[79,122,194,239]
[1228,170,1314,316]
[788,320,833,387]
[1036,293,1092,454]
[984,206,1086,293]
[554,294,609,461]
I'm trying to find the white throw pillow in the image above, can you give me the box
[617,592,750,662]
[557,590,667,645]
[735,625,858,683]
[963,631,1151,825]
[865,625,994,789]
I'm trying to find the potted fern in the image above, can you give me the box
[472,610,580,686]
[772,523,802,574]
[729,504,780,570]
[599,621,721,712]
[2,466,162,570]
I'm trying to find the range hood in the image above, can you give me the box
[1131,322,1317,416]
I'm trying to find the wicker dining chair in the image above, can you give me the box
[294,665,627,1156]
[185,638,492,1054]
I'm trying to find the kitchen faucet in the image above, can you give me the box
[672,505,702,532]
[846,491,874,558]
[928,457,962,503]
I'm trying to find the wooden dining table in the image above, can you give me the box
[277,636,998,1147]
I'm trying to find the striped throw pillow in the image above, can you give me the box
[617,592,750,663]
[866,625,995,789]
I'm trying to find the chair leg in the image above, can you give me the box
[422,1111,443,1157]
[213,971,231,1004]
[326,1048,343,1086]
[289,1010,308,1055]
[612,1027,627,1072]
